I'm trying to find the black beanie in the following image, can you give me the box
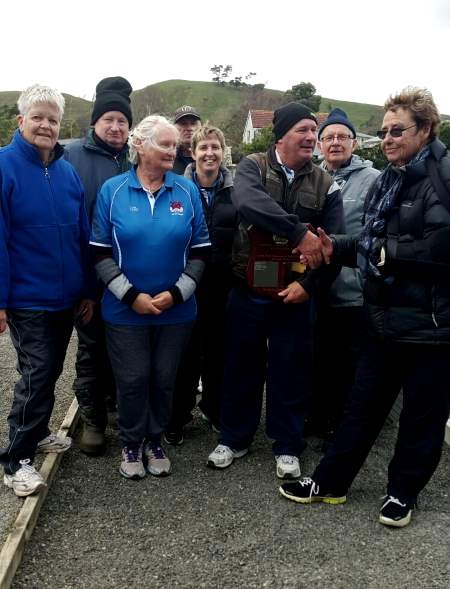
[272,102,318,141]
[91,76,133,126]
[318,108,356,139]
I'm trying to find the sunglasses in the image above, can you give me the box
[376,124,416,140]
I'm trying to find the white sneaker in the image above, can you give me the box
[37,433,72,453]
[207,444,248,469]
[3,459,47,497]
[276,455,301,479]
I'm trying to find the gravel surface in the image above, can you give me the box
[1,328,449,588]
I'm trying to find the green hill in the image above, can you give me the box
[1,80,446,146]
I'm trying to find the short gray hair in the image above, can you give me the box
[17,84,65,121]
[128,115,179,165]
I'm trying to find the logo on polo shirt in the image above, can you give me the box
[130,206,139,213]
[169,201,184,215]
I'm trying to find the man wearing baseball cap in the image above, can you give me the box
[172,105,201,174]
[207,102,345,479]
[64,76,133,455]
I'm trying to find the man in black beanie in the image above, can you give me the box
[64,76,133,455]
[207,102,345,480]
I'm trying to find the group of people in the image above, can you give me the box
[1,77,449,530]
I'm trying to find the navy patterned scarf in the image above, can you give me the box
[357,144,430,279]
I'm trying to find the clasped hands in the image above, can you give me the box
[131,291,174,315]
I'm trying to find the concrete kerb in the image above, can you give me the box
[0,398,80,589]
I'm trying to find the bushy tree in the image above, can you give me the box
[240,126,274,156]
[0,105,18,146]
[284,82,321,112]
[354,144,388,171]
[439,121,450,149]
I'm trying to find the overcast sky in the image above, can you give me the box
[2,0,450,113]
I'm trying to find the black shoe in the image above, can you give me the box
[379,495,414,528]
[163,430,184,446]
[279,477,347,504]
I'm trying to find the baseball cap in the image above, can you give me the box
[173,105,201,124]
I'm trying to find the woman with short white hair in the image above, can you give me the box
[0,84,94,497]
[90,115,210,480]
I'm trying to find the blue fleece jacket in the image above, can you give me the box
[0,130,92,310]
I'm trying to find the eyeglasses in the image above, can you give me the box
[320,133,353,144]
[376,124,416,140]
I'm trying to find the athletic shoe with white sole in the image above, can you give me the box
[379,495,414,528]
[144,441,171,477]
[279,477,347,504]
[119,446,146,480]
[37,433,72,453]
[207,444,248,469]
[276,455,301,479]
[3,459,47,497]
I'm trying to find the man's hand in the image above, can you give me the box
[152,291,174,311]
[0,309,7,333]
[75,299,95,325]
[131,293,162,315]
[278,282,310,304]
[297,227,334,267]
[292,229,324,269]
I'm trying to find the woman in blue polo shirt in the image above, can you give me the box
[90,115,210,480]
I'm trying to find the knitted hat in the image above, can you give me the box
[318,108,356,139]
[91,76,133,126]
[272,102,318,141]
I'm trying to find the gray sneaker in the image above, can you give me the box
[3,459,47,497]
[37,433,72,453]
[144,441,171,477]
[119,446,145,480]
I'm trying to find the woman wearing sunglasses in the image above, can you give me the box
[279,87,450,529]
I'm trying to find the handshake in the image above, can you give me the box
[292,227,333,269]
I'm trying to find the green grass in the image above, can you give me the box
[2,81,447,144]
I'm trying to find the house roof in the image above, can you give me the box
[250,110,274,129]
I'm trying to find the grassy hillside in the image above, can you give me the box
[2,80,445,145]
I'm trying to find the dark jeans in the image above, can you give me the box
[0,309,74,474]
[105,321,192,448]
[309,305,364,435]
[219,288,313,456]
[313,337,450,502]
[73,304,115,430]
[168,281,230,430]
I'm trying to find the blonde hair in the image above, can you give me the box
[128,115,179,164]
[192,124,226,153]
[384,87,440,139]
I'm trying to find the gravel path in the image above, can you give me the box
[1,328,449,588]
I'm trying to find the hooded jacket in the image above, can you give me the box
[321,154,380,307]
[0,130,92,310]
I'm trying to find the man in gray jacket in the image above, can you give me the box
[64,76,132,454]
[309,108,380,446]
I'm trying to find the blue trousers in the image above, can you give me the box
[0,309,74,474]
[313,337,450,502]
[219,288,313,456]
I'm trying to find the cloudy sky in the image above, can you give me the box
[2,0,450,113]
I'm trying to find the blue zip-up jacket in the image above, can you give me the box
[0,130,92,310]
